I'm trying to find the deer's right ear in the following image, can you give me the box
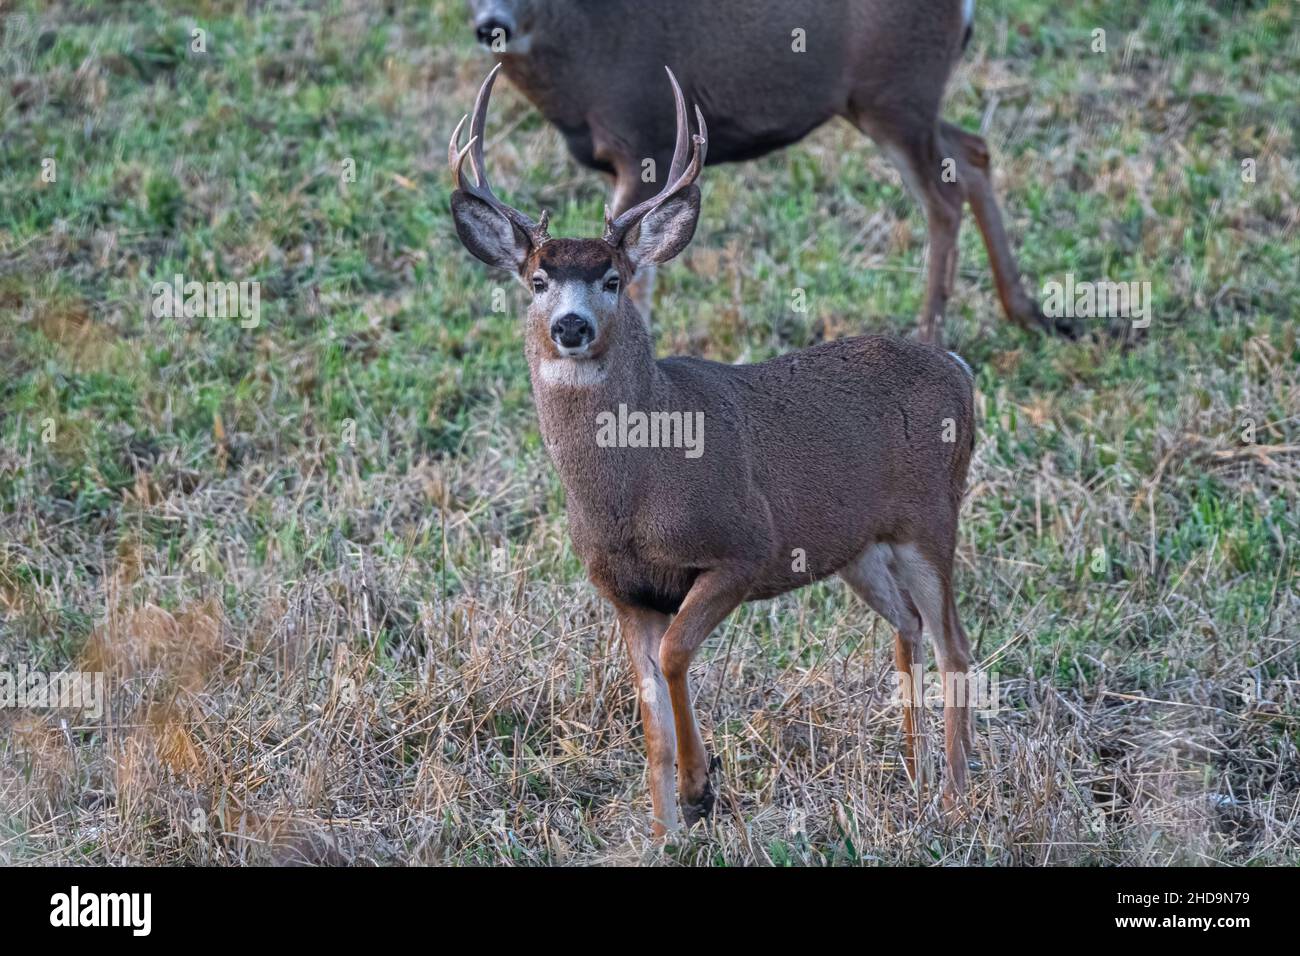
[451,191,533,273]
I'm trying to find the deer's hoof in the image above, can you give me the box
[681,755,720,826]
[681,777,715,826]
[1015,299,1077,339]
[1052,315,1085,339]
[941,779,973,817]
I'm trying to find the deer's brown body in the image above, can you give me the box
[450,67,978,835]
[483,1,947,170]
[467,0,1059,343]
[529,297,974,615]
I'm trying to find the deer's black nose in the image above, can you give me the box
[475,18,513,47]
[551,314,593,350]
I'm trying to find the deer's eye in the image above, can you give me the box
[531,275,547,294]
[604,275,620,293]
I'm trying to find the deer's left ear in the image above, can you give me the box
[621,185,701,269]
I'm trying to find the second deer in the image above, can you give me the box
[465,0,1062,345]
[450,66,979,835]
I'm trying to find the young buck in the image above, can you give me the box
[450,66,979,835]
[464,0,1063,346]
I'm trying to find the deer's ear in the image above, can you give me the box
[451,191,532,272]
[622,185,701,269]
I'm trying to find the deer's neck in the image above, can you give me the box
[526,303,659,510]
[497,2,649,130]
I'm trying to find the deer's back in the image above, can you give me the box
[503,0,966,170]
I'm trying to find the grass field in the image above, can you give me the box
[1,0,1298,865]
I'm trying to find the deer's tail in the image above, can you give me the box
[948,351,977,491]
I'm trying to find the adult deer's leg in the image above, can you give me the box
[613,606,681,837]
[840,544,928,787]
[893,542,973,805]
[615,602,678,836]
[939,121,1065,336]
[945,587,978,756]
[658,569,751,825]
[934,581,975,803]
[858,118,965,347]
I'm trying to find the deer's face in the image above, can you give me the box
[450,65,707,371]
[451,188,703,361]
[523,240,628,360]
[466,0,533,50]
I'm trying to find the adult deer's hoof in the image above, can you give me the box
[1017,299,1080,339]
[681,777,715,826]
[681,755,720,826]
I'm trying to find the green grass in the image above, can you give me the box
[1,0,1297,865]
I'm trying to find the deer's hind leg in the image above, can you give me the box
[890,541,974,805]
[840,544,928,788]
[851,113,965,347]
[937,121,1064,337]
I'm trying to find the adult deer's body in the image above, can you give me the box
[450,67,978,835]
[466,0,1055,344]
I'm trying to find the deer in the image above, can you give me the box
[463,0,1065,347]
[449,65,979,836]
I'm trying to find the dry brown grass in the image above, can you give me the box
[3,391,1297,865]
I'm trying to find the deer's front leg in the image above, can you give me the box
[615,603,677,836]
[658,570,751,826]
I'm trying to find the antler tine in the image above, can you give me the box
[450,135,481,197]
[466,62,501,192]
[448,114,470,185]
[663,67,691,188]
[450,64,549,243]
[693,105,709,168]
[604,67,707,245]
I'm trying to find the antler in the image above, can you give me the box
[603,67,708,246]
[449,63,550,245]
